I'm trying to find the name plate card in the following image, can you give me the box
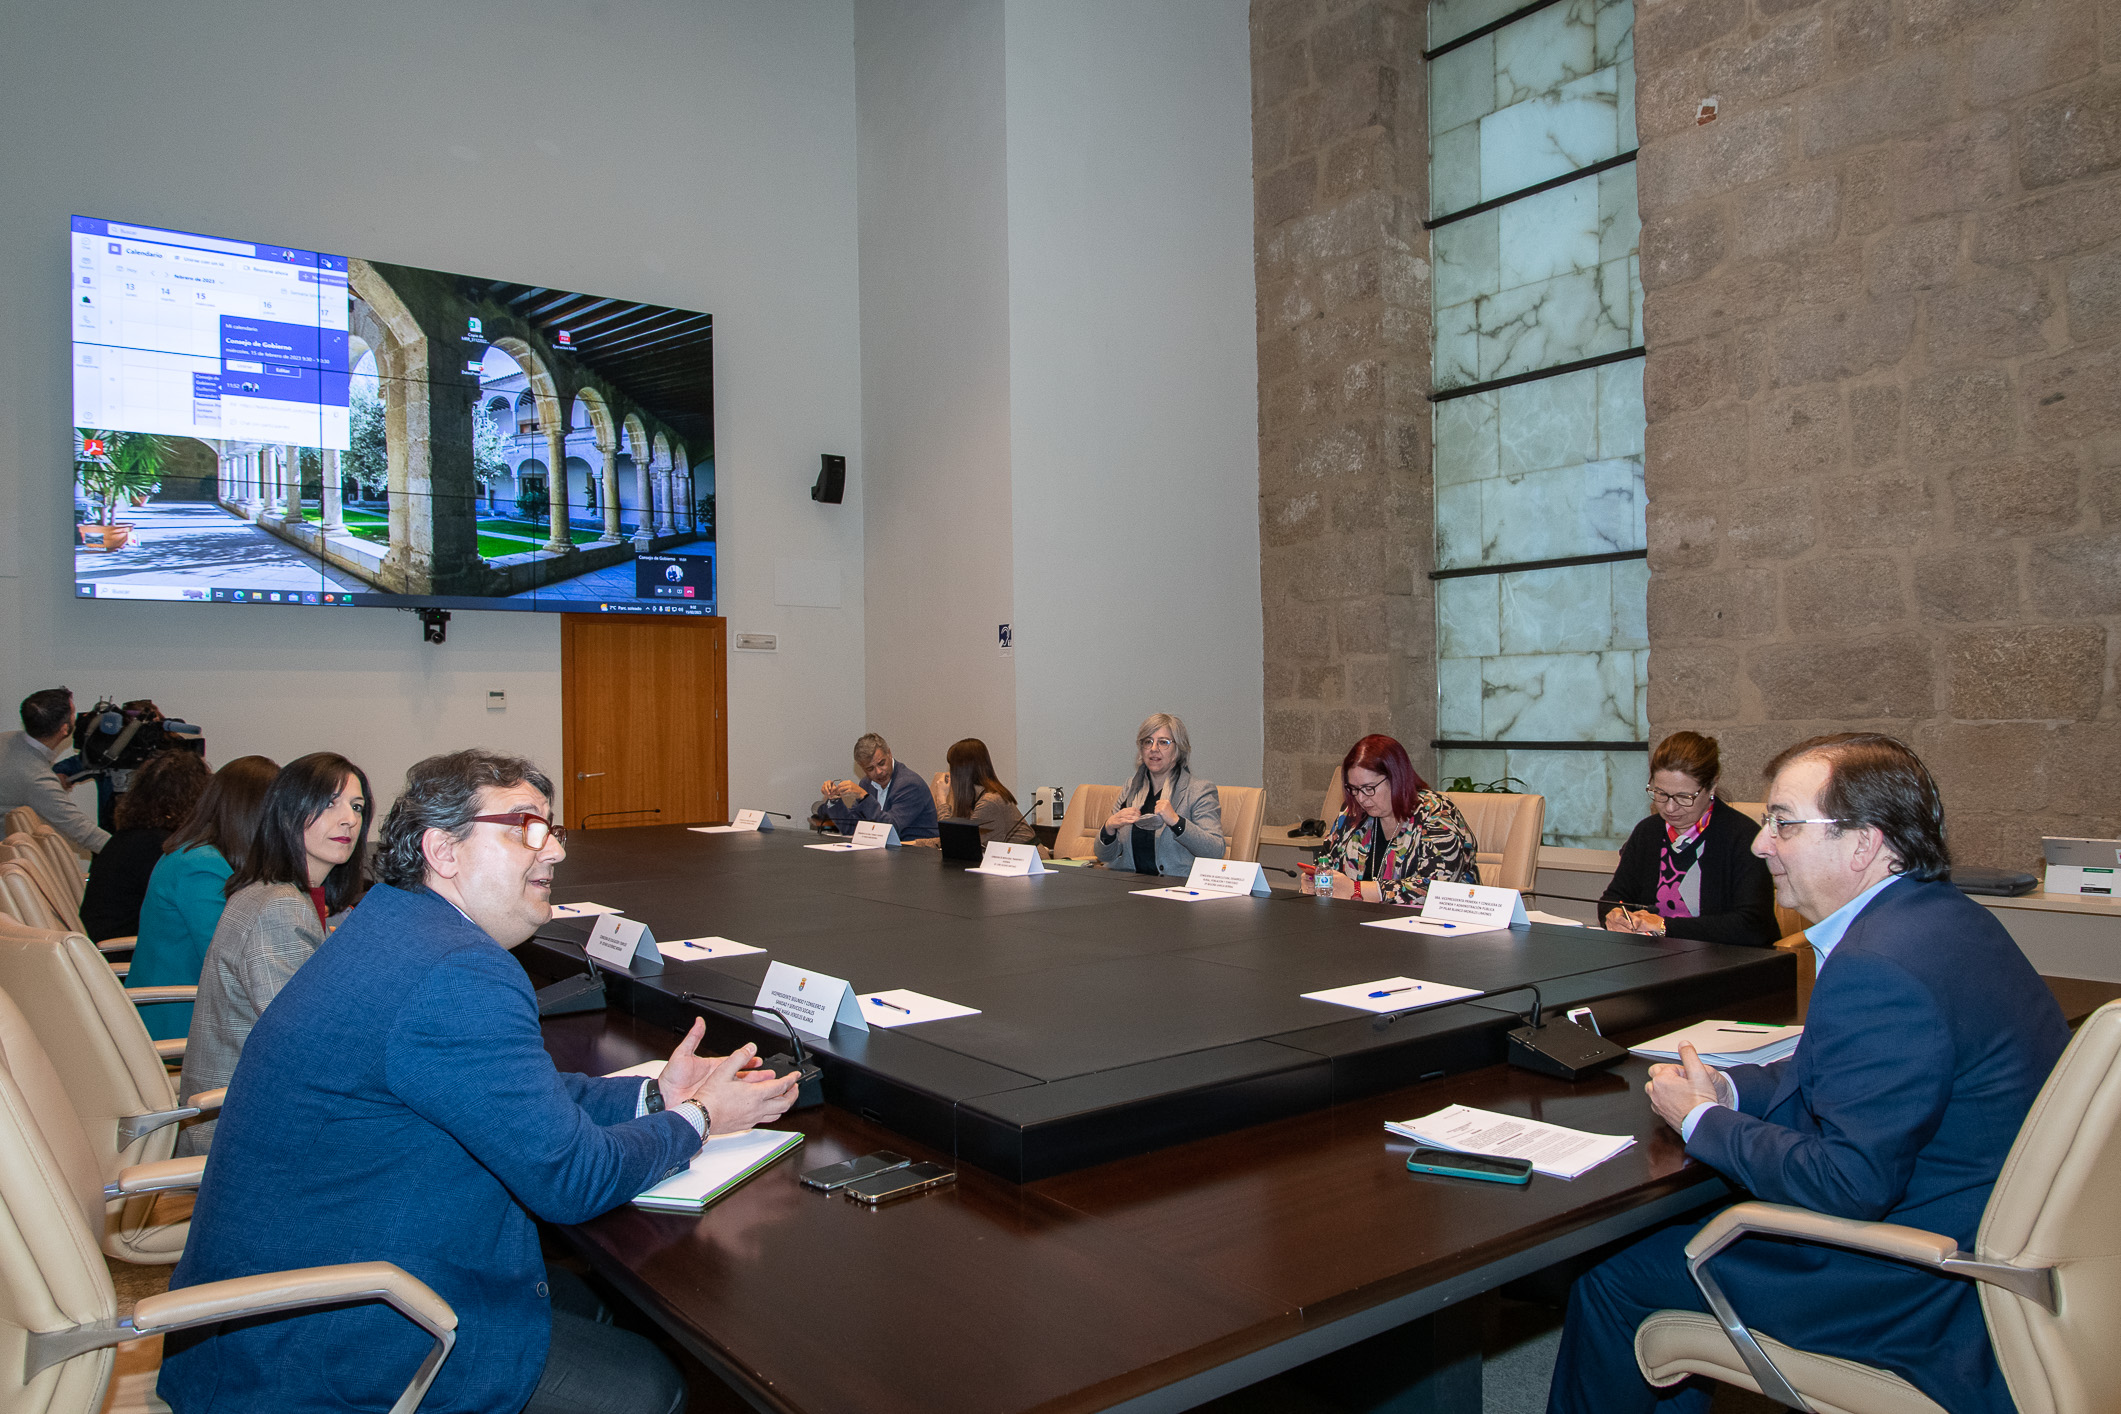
[969,842,1046,876]
[584,914,664,974]
[1184,858,1273,898]
[851,821,900,849]
[756,960,870,1039]
[1418,882,1529,932]
[689,809,772,835]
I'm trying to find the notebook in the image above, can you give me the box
[631,1128,805,1212]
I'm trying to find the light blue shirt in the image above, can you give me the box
[1680,873,1907,1139]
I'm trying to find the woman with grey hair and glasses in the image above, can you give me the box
[1093,713,1225,876]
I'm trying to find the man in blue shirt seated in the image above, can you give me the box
[1546,732,2068,1414]
[159,748,801,1414]
[818,731,938,841]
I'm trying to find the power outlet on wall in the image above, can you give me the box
[487,691,507,712]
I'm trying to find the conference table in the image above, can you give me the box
[526,825,1796,1413]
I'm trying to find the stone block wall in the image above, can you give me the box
[1253,0,1436,822]
[1635,0,2121,868]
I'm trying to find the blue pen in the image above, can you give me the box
[681,940,707,951]
[1369,984,1426,997]
[869,996,912,1013]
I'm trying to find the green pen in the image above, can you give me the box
[1714,1024,1776,1033]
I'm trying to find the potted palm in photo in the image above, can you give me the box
[74,429,162,551]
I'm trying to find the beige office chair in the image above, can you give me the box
[1727,800,1817,1020]
[0,984,457,1414]
[0,915,202,1263]
[1217,786,1264,863]
[2,806,41,838]
[0,840,134,965]
[20,827,87,909]
[1257,767,1345,854]
[1052,784,1119,861]
[1445,792,1545,894]
[1635,998,2121,1414]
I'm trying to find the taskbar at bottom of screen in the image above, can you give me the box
[76,583,716,616]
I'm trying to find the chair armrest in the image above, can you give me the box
[1688,1200,2056,1310]
[127,986,197,1006]
[188,1087,227,1111]
[134,1260,457,1339]
[105,1155,207,1199]
[117,1105,202,1146]
[29,1261,457,1411]
[1688,1201,1955,1269]
[97,935,137,954]
[109,962,130,979]
[154,1037,184,1062]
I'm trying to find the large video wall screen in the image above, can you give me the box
[70,215,715,616]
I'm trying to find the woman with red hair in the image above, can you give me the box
[1310,735,1477,905]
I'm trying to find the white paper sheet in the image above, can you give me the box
[1630,1021,1803,1068]
[603,1060,665,1080]
[1386,1103,1634,1179]
[1525,909,1585,928]
[1130,886,1226,902]
[689,825,746,834]
[551,901,624,918]
[1360,914,1497,936]
[658,936,769,962]
[805,841,860,852]
[1301,976,1484,1014]
[856,989,983,1028]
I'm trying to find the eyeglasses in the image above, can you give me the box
[1139,737,1178,751]
[470,812,568,849]
[1757,812,1852,840]
[1347,777,1390,799]
[1645,786,1703,807]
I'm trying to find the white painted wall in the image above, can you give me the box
[854,0,1020,790]
[0,0,865,818]
[1004,0,1263,797]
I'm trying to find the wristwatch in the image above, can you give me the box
[643,1078,665,1114]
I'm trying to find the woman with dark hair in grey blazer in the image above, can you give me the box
[1093,713,1225,876]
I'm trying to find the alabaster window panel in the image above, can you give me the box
[1428,0,1646,848]
[1428,0,1636,219]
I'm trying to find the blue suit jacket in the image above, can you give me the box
[1687,877,2067,1414]
[823,759,938,840]
[158,883,701,1414]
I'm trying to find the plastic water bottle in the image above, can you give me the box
[1314,867,1335,900]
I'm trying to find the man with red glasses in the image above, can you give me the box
[162,749,800,1414]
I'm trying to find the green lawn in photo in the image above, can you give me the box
[331,507,604,560]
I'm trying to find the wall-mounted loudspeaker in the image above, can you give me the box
[811,454,846,504]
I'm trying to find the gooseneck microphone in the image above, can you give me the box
[680,989,826,1108]
[1373,981,1626,1081]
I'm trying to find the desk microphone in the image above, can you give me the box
[680,990,826,1109]
[763,811,793,820]
[1373,982,1625,1081]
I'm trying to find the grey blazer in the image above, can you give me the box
[176,881,326,1154]
[1092,766,1225,876]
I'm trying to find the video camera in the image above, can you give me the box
[69,698,203,776]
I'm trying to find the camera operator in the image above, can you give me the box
[1,687,108,853]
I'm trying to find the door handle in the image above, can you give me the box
[577,772,605,779]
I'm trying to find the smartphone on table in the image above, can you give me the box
[1404,1147,1534,1185]
[843,1161,957,1205]
[799,1151,909,1192]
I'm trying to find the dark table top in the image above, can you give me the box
[534,827,1791,1180]
[543,989,1791,1414]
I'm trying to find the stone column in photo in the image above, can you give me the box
[320,449,345,532]
[542,424,571,554]
[281,444,301,520]
[1251,1,1435,821]
[632,454,656,551]
[595,442,623,543]
[654,466,677,535]
[243,451,262,517]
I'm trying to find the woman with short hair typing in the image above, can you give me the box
[1309,735,1476,905]
[1094,713,1224,875]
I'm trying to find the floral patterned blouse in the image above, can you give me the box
[1313,791,1480,906]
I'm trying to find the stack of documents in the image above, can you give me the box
[1629,1021,1803,1068]
[1386,1104,1635,1179]
[632,1129,805,1212]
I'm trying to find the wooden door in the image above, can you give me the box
[560,614,728,830]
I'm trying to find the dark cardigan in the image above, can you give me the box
[1597,798,1780,947]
